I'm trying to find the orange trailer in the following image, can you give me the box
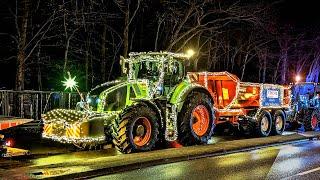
[188,71,291,137]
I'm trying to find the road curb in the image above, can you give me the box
[21,132,320,179]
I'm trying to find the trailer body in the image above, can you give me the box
[189,71,290,136]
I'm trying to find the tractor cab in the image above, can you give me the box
[292,82,320,109]
[120,52,188,97]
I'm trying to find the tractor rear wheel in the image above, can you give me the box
[255,110,272,137]
[304,109,320,131]
[112,104,159,153]
[178,91,215,146]
[271,110,286,135]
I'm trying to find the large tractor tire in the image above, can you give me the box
[252,110,272,137]
[271,110,286,135]
[304,109,320,131]
[178,91,215,146]
[112,104,159,153]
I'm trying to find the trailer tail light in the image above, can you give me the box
[5,139,13,147]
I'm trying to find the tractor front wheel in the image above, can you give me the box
[178,91,215,146]
[112,104,159,153]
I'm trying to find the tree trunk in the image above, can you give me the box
[37,43,42,90]
[15,0,29,91]
[101,24,107,82]
[63,39,69,73]
[280,50,288,84]
[240,52,249,81]
[123,4,129,58]
[85,51,89,91]
[262,57,266,83]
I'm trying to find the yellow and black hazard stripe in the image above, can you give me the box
[189,73,199,82]
[66,124,81,138]
[43,124,53,135]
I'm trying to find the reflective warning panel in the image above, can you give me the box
[261,85,283,107]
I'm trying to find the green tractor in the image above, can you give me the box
[42,52,215,153]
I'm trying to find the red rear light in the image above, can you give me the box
[5,139,13,147]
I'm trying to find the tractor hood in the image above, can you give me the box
[95,80,150,112]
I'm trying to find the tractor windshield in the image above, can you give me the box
[130,59,161,81]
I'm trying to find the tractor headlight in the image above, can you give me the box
[87,98,92,104]
[96,98,101,104]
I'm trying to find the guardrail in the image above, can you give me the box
[0,90,83,120]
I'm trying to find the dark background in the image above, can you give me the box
[0,0,320,91]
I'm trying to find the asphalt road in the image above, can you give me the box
[94,140,320,180]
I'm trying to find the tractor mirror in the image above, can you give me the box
[120,56,127,74]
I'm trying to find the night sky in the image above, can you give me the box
[280,0,320,28]
[1,0,320,90]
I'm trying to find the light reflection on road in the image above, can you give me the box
[94,140,320,180]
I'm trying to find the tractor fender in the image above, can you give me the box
[132,99,164,129]
[169,81,213,112]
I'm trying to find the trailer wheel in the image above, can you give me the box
[271,110,286,135]
[112,104,159,153]
[178,91,215,146]
[305,109,320,131]
[255,110,272,137]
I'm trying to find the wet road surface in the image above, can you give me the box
[94,140,320,180]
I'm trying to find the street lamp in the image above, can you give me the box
[186,49,195,58]
[295,75,301,83]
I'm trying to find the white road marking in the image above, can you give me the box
[290,166,320,177]
[282,166,320,180]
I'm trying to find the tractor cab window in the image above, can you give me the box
[104,86,127,111]
[164,60,184,86]
[135,60,160,80]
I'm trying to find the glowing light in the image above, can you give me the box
[96,98,101,103]
[5,139,13,147]
[295,75,301,82]
[186,49,195,58]
[86,98,92,104]
[62,75,78,91]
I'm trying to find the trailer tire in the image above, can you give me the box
[112,104,159,153]
[271,110,286,135]
[304,109,320,131]
[254,110,272,137]
[178,91,215,146]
